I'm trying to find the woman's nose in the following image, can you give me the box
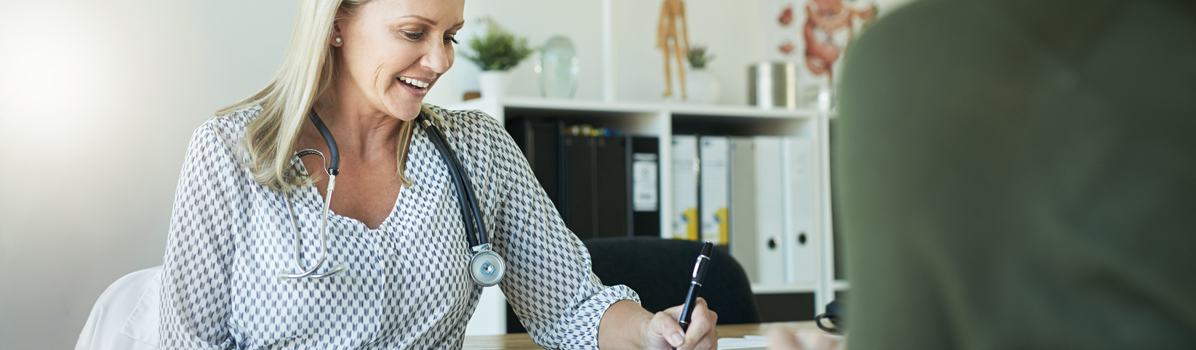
[422,41,453,74]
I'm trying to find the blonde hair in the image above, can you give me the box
[218,0,444,192]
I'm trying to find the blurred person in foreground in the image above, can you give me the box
[771,0,1196,348]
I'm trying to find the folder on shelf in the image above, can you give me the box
[671,135,699,240]
[784,138,820,285]
[564,134,597,239]
[631,136,661,237]
[700,136,730,245]
[754,136,787,284]
[595,136,630,238]
[728,137,759,282]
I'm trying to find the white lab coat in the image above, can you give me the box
[76,266,162,350]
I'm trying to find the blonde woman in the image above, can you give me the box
[160,0,718,349]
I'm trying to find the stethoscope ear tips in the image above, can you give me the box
[470,250,505,287]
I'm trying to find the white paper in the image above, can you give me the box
[718,335,770,349]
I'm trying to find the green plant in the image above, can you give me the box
[687,44,714,69]
[462,25,534,71]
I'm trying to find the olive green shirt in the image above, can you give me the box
[836,0,1196,348]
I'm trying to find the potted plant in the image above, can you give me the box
[685,44,721,104]
[462,18,534,100]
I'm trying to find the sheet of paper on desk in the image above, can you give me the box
[718,334,769,349]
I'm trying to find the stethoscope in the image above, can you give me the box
[279,109,506,287]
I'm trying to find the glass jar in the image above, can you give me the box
[535,36,579,99]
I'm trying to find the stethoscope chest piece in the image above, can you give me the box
[469,248,505,287]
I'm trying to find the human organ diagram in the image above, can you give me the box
[773,0,875,83]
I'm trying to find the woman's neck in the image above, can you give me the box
[311,99,404,161]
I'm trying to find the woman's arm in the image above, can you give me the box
[451,108,719,349]
[599,298,720,350]
[451,109,632,349]
[598,301,652,347]
[159,119,247,349]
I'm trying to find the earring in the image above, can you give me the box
[335,37,342,44]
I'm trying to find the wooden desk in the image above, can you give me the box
[463,321,825,349]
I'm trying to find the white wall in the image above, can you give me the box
[435,0,770,106]
[0,1,295,349]
[0,0,915,348]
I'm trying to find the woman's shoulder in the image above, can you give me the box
[189,104,262,161]
[426,104,508,143]
[427,104,500,130]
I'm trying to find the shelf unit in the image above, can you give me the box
[451,97,838,335]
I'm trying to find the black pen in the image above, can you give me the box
[678,242,714,331]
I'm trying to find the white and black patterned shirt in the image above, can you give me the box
[160,105,639,349]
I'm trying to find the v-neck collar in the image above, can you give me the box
[390,124,452,236]
[289,128,444,234]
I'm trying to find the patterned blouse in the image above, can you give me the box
[159,104,639,349]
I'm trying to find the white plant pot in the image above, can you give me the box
[685,68,721,104]
[478,71,511,100]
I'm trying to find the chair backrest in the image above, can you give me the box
[583,237,761,325]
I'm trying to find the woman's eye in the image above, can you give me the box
[404,32,425,40]
[444,36,459,45]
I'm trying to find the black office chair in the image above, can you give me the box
[583,237,760,325]
[504,237,760,333]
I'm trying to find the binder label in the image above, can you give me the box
[632,153,658,212]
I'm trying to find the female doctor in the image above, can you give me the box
[159,0,718,349]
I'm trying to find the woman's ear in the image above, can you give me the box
[330,21,344,48]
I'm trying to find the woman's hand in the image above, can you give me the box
[643,297,719,350]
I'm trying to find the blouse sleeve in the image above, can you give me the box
[464,111,641,350]
[159,121,247,349]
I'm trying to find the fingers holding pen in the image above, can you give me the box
[648,309,687,349]
[654,298,718,350]
[651,241,717,350]
[682,297,719,350]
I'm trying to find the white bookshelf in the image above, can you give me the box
[450,97,837,335]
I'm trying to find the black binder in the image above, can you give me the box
[564,134,596,238]
[595,136,630,238]
[506,121,659,239]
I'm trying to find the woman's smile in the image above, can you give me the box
[395,76,431,99]
[398,76,430,88]
[396,75,431,97]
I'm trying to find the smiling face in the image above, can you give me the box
[331,0,465,121]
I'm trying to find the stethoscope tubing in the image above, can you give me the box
[276,111,347,280]
[281,184,342,279]
[280,109,496,283]
[418,115,489,248]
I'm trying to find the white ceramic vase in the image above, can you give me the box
[685,68,721,104]
[478,71,511,100]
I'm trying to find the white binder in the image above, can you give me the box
[754,137,786,284]
[671,135,699,240]
[784,138,820,285]
[728,137,759,282]
[700,136,730,245]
